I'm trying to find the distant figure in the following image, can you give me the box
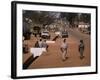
[34,41,39,47]
[38,39,43,48]
[79,40,85,59]
[42,40,48,51]
[60,39,68,61]
[23,44,29,53]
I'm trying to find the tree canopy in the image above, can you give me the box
[23,10,91,27]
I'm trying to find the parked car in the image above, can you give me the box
[41,31,50,39]
[60,31,68,38]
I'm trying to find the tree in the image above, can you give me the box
[80,13,91,23]
[23,10,59,25]
[60,12,78,27]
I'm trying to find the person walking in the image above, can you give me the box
[38,39,43,48]
[60,39,68,61]
[42,40,48,52]
[79,40,85,59]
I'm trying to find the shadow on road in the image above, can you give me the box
[52,35,59,41]
[23,56,39,69]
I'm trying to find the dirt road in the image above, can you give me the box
[27,28,91,69]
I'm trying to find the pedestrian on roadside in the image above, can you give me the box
[79,40,85,59]
[34,41,39,47]
[60,39,68,61]
[42,40,48,52]
[23,44,29,53]
[38,39,43,48]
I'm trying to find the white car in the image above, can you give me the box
[58,31,68,38]
[55,31,68,38]
[41,31,50,39]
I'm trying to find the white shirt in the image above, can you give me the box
[61,42,68,49]
[39,41,43,48]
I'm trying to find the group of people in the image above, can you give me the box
[34,39,48,51]
[23,37,85,61]
[60,39,85,61]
